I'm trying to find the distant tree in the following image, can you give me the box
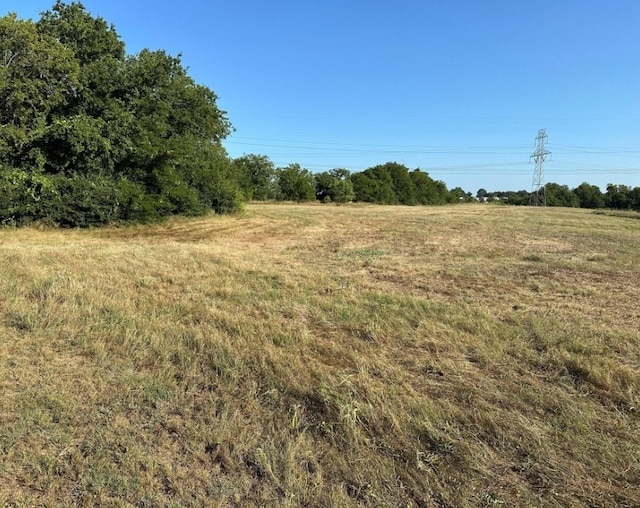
[351,162,425,205]
[545,183,579,208]
[605,184,632,209]
[232,154,275,200]
[476,188,488,200]
[275,164,315,202]
[351,164,396,204]
[315,172,333,202]
[631,187,640,211]
[315,168,354,203]
[573,182,604,209]
[447,187,473,203]
[385,162,416,205]
[491,191,510,202]
[350,172,374,203]
[410,169,448,205]
[508,190,531,206]
[604,184,640,211]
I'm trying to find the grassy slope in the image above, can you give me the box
[0,203,638,507]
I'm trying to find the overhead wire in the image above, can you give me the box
[223,136,639,182]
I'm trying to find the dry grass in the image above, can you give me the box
[0,203,638,507]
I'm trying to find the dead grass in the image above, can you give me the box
[0,203,638,507]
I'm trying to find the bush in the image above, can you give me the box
[0,167,59,226]
[208,181,244,215]
[116,179,161,223]
[50,174,120,227]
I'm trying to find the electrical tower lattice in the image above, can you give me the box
[530,129,551,206]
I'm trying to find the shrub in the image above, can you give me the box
[50,174,120,227]
[0,167,59,226]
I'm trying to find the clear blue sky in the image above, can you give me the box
[5,0,640,193]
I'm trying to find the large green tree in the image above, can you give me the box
[315,168,354,203]
[0,12,80,170]
[410,169,448,205]
[1,1,239,226]
[604,184,632,210]
[232,154,276,200]
[351,163,451,206]
[386,162,416,205]
[544,183,579,208]
[351,163,398,204]
[275,164,315,202]
[573,182,604,209]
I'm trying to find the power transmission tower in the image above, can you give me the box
[530,129,551,206]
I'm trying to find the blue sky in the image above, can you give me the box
[4,1,640,193]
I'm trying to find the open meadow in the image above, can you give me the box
[0,203,638,507]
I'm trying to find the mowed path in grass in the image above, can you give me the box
[1,203,638,507]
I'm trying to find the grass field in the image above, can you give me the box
[0,203,638,507]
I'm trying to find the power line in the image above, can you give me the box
[226,137,640,157]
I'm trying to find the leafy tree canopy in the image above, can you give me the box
[544,183,579,208]
[1,2,238,226]
[350,163,449,206]
[232,154,276,201]
[275,164,315,202]
[573,182,604,209]
[448,186,473,203]
[410,169,448,205]
[315,168,354,203]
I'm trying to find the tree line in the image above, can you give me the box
[1,3,638,227]
[475,183,640,210]
[233,156,640,212]
[233,157,457,205]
